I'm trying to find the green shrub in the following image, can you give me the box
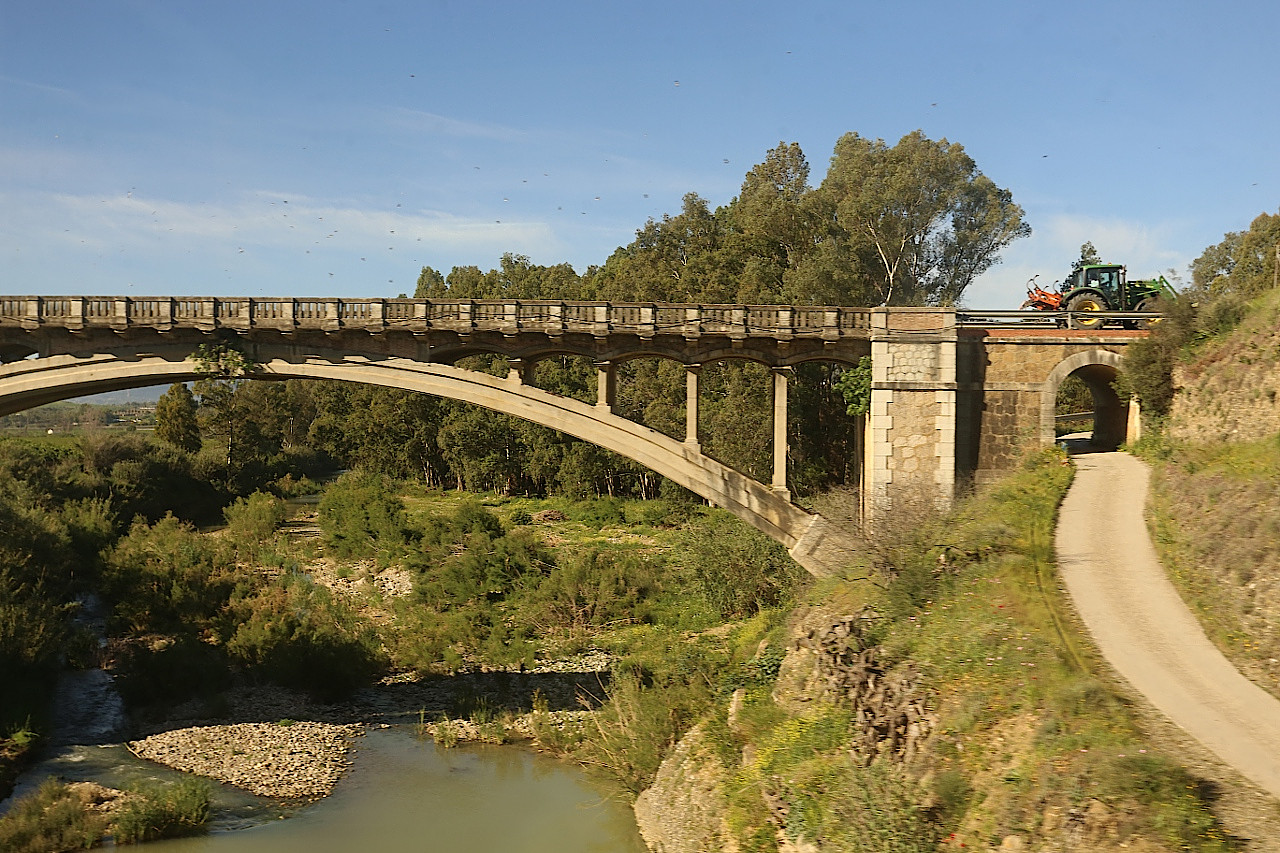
[0,778,108,852]
[113,778,211,844]
[516,549,661,636]
[101,515,237,635]
[571,497,627,528]
[222,491,286,544]
[226,575,387,700]
[113,635,231,707]
[318,471,412,560]
[574,670,714,794]
[684,512,807,619]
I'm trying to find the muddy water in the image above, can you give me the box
[134,727,646,853]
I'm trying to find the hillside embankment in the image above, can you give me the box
[1167,290,1280,444]
[631,452,1248,852]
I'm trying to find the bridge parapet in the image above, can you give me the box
[0,296,873,342]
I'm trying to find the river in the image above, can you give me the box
[10,727,647,852]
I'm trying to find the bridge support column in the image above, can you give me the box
[507,358,534,385]
[865,308,958,522]
[684,365,701,450]
[595,361,616,411]
[772,367,791,500]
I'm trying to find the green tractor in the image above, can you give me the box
[1054,264,1176,330]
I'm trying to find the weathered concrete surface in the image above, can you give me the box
[1056,451,1280,799]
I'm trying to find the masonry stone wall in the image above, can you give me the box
[956,336,1133,486]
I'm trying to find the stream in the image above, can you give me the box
[3,587,647,850]
[10,727,647,852]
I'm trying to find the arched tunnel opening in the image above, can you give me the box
[1055,363,1128,450]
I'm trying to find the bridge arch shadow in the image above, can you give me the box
[1040,350,1128,451]
[0,346,860,576]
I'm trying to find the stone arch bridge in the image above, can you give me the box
[0,296,1146,576]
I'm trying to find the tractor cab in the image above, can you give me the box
[1062,264,1126,307]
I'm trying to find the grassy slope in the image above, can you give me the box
[713,451,1230,851]
[1143,288,1280,701]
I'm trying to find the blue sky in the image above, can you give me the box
[2,0,1276,308]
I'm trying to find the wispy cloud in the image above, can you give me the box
[5,189,553,251]
[0,188,565,294]
[0,74,77,99]
[385,108,526,141]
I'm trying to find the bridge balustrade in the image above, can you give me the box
[0,296,877,340]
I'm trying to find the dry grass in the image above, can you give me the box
[1148,436,1280,699]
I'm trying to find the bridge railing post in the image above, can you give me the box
[639,304,655,339]
[777,306,794,339]
[684,306,701,339]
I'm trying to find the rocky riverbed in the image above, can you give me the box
[127,721,364,800]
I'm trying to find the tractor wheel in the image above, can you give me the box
[1135,298,1164,330]
[1065,293,1107,330]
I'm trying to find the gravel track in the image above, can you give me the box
[1056,451,1280,798]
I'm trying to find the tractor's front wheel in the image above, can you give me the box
[1134,298,1164,330]
[1065,293,1108,330]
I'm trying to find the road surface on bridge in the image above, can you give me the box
[1056,451,1280,800]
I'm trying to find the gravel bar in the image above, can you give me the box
[128,721,364,800]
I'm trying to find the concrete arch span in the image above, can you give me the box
[0,347,859,577]
[1040,349,1130,449]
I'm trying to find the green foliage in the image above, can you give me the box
[113,778,211,844]
[517,549,662,635]
[318,471,412,560]
[102,515,236,635]
[574,666,716,794]
[154,383,201,453]
[113,635,231,707]
[570,496,627,528]
[225,575,387,700]
[0,778,109,852]
[1071,240,1104,272]
[684,512,807,619]
[1191,209,1280,297]
[812,130,1029,306]
[834,356,872,416]
[222,490,286,545]
[0,570,70,685]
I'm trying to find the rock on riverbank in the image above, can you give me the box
[128,722,364,800]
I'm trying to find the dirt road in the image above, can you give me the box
[1056,451,1280,799]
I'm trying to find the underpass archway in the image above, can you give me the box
[1042,350,1129,450]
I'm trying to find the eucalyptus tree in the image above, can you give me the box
[816,130,1030,305]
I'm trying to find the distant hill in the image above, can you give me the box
[72,384,171,405]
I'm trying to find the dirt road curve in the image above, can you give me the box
[1056,451,1280,799]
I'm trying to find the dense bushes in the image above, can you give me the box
[0,779,109,853]
[318,471,412,560]
[684,512,808,619]
[222,491,286,546]
[225,576,387,700]
[112,779,212,844]
[101,516,237,636]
